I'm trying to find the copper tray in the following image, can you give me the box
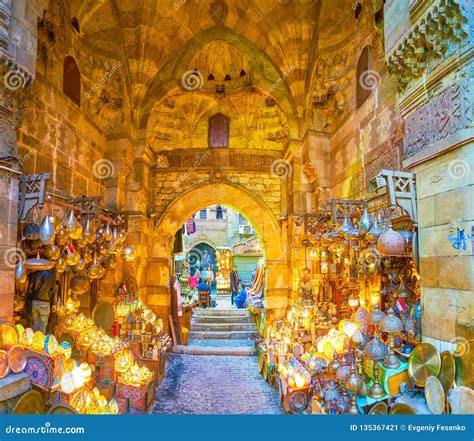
[438,350,455,393]
[389,403,416,414]
[12,390,45,414]
[369,401,388,414]
[408,343,441,387]
[425,375,445,414]
[47,404,78,415]
[454,339,473,389]
[0,350,10,379]
[92,301,115,331]
[8,345,27,373]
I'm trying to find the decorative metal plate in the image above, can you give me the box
[289,390,308,413]
[12,390,46,414]
[47,404,78,414]
[258,352,265,373]
[389,403,416,414]
[448,386,474,414]
[454,339,473,389]
[425,375,445,415]
[91,301,115,331]
[368,401,388,414]
[0,322,19,349]
[0,350,10,378]
[8,345,27,373]
[262,358,269,381]
[438,351,455,393]
[408,343,441,387]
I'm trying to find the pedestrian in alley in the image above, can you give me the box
[234,283,247,309]
[230,265,240,305]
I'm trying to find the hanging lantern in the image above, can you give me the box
[39,214,55,245]
[60,372,76,394]
[44,244,61,260]
[65,242,80,266]
[60,341,72,360]
[79,362,92,383]
[48,213,62,234]
[23,255,54,270]
[64,209,83,240]
[44,334,59,354]
[72,365,85,389]
[104,223,113,241]
[377,227,406,256]
[121,244,136,261]
[56,257,67,273]
[82,248,93,264]
[83,218,95,244]
[15,260,27,284]
[76,258,86,271]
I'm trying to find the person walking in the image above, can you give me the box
[230,265,240,305]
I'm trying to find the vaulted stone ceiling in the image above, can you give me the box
[42,0,356,142]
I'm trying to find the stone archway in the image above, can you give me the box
[145,182,289,327]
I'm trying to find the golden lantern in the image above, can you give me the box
[24,328,34,346]
[56,257,67,273]
[79,362,92,383]
[45,244,61,260]
[65,242,80,266]
[60,341,72,359]
[32,331,46,351]
[64,314,76,329]
[107,399,119,415]
[74,313,88,331]
[63,209,83,240]
[44,334,59,354]
[115,349,134,373]
[70,391,86,413]
[121,244,136,261]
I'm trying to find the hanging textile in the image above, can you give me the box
[186,215,196,235]
[173,228,184,254]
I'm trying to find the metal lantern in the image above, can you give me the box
[39,215,55,245]
[15,260,27,284]
[359,208,373,234]
[380,308,403,369]
[368,304,386,326]
[366,216,383,244]
[345,364,363,414]
[364,335,388,399]
[121,244,136,262]
[63,209,83,240]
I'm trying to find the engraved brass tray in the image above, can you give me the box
[389,403,416,414]
[369,401,388,414]
[8,345,27,373]
[408,343,441,387]
[454,339,473,389]
[438,350,455,393]
[425,375,445,414]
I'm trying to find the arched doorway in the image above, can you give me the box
[186,242,217,275]
[146,182,289,329]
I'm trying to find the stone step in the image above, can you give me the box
[191,322,257,332]
[193,308,251,317]
[172,345,255,356]
[193,315,255,324]
[188,330,258,340]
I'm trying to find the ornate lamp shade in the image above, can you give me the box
[379,308,403,333]
[364,336,388,361]
[369,304,386,326]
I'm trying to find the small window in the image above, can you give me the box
[224,74,231,81]
[199,209,207,219]
[240,69,246,77]
[356,47,371,109]
[208,113,229,147]
[216,205,223,220]
[63,55,81,106]
[208,73,215,81]
[71,17,80,33]
[354,2,362,19]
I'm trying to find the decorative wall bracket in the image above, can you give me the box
[19,173,51,221]
[68,195,128,227]
[329,199,368,225]
[370,169,418,223]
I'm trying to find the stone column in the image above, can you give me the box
[0,0,41,321]
[386,0,474,350]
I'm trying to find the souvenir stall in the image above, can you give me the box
[0,189,171,415]
[215,247,232,295]
[258,171,473,415]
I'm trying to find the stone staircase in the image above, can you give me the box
[173,308,258,356]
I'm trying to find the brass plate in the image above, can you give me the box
[408,343,441,387]
[12,390,46,414]
[262,358,269,381]
[8,345,27,373]
[0,350,10,379]
[48,404,78,415]
[438,351,455,393]
[369,401,388,414]
[448,386,474,414]
[454,339,473,389]
[91,301,115,331]
[425,375,445,415]
[389,403,416,414]
[258,352,265,373]
[0,322,19,350]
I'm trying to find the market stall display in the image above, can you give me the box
[215,248,232,295]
